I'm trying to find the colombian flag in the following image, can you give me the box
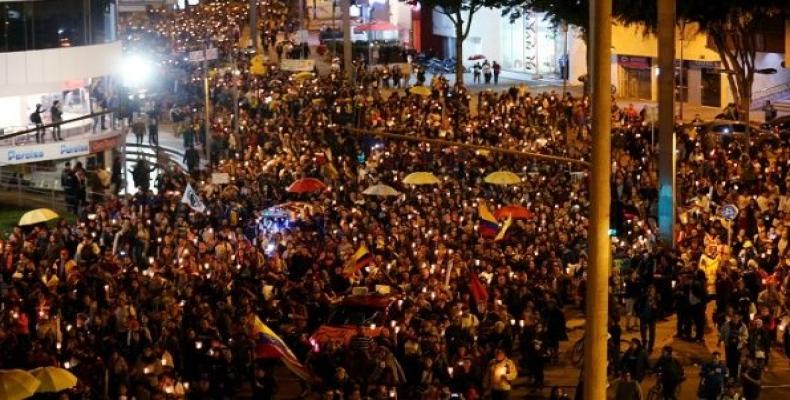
[478,203,499,238]
[252,316,315,382]
[342,244,373,277]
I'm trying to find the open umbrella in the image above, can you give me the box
[293,71,313,80]
[467,54,486,60]
[484,171,522,186]
[287,178,326,193]
[494,205,533,220]
[0,369,40,400]
[408,86,431,97]
[363,184,401,197]
[18,208,60,226]
[29,367,77,393]
[402,172,441,185]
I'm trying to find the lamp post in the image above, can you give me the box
[341,0,353,81]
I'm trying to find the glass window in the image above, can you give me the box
[32,0,86,49]
[90,0,117,44]
[0,2,30,52]
[500,12,560,75]
[0,0,116,52]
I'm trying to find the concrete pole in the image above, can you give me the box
[203,45,212,167]
[657,0,676,246]
[250,0,258,50]
[583,0,611,397]
[341,0,353,81]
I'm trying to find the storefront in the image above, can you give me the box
[617,56,652,99]
[0,84,96,133]
[498,11,564,77]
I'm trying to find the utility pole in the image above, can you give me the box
[583,0,611,398]
[657,0,676,246]
[250,0,258,50]
[341,0,353,81]
[203,43,212,167]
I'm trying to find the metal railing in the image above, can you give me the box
[125,142,188,170]
[0,110,117,146]
[751,81,790,109]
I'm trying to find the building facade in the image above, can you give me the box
[0,0,123,172]
[423,8,789,110]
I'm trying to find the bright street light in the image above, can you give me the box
[119,54,154,88]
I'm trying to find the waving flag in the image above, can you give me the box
[478,203,499,238]
[494,216,513,241]
[342,244,373,277]
[252,316,315,382]
[469,273,489,304]
[181,183,207,213]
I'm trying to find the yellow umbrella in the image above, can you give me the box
[18,208,60,226]
[402,172,441,185]
[363,184,401,197]
[29,367,77,393]
[293,71,313,80]
[409,86,431,96]
[0,369,40,400]
[484,171,522,186]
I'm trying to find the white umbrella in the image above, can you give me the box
[363,184,401,197]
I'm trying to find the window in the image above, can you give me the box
[0,0,116,52]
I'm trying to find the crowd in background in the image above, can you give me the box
[1,1,790,400]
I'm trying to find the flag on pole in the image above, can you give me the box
[342,244,373,277]
[252,316,315,382]
[181,183,207,213]
[478,203,499,238]
[494,216,513,241]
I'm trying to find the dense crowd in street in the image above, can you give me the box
[2,2,790,400]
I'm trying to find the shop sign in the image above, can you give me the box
[5,140,89,165]
[618,55,651,69]
[688,60,720,69]
[89,134,123,153]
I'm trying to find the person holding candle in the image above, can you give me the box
[485,348,517,400]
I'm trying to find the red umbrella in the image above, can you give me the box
[494,205,533,220]
[354,20,399,32]
[467,54,486,60]
[287,178,326,194]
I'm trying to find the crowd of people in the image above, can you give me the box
[2,1,790,400]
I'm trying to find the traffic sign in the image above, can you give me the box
[188,47,219,63]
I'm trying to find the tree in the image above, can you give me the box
[406,0,488,84]
[500,0,789,121]
[677,2,787,124]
